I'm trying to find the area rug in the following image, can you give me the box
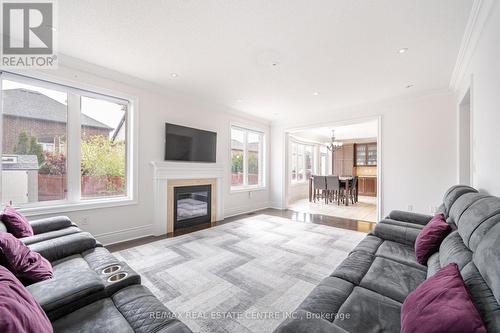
[115,214,366,333]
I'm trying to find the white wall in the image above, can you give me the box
[271,92,458,217]
[20,60,270,245]
[455,1,500,195]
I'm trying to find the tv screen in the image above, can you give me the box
[165,123,217,162]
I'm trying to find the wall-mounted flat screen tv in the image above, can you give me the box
[165,123,217,162]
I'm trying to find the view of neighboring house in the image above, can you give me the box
[1,89,113,204]
[2,89,112,154]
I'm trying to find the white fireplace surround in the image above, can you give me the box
[151,161,225,235]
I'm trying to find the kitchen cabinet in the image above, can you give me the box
[358,176,377,196]
[332,144,354,176]
[355,143,377,166]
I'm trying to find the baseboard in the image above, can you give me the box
[269,201,286,210]
[95,224,153,246]
[223,202,271,218]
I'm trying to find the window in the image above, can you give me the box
[230,126,264,190]
[290,141,315,183]
[0,72,134,210]
[320,146,328,176]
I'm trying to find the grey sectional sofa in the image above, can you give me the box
[1,215,192,332]
[274,185,500,333]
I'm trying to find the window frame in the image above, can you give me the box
[229,124,265,192]
[0,71,138,216]
[290,139,316,185]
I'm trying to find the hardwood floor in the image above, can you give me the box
[288,195,377,222]
[107,208,376,252]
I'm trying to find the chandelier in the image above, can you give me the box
[326,130,343,152]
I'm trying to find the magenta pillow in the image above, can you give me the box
[401,263,486,333]
[0,232,53,284]
[1,207,33,238]
[414,213,450,265]
[0,265,53,333]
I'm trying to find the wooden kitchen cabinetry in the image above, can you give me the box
[355,143,377,166]
[332,144,354,176]
[358,176,377,196]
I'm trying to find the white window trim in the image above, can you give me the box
[229,123,266,193]
[0,71,138,216]
[289,139,315,185]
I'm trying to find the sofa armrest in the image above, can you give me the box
[386,210,433,226]
[28,232,97,262]
[30,216,75,234]
[371,222,420,246]
[27,270,104,320]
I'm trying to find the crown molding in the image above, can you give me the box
[449,0,496,90]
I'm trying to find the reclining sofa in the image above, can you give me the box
[274,185,500,333]
[0,215,192,333]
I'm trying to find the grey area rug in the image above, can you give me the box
[115,214,366,333]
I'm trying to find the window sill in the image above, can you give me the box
[12,197,138,217]
[230,186,267,194]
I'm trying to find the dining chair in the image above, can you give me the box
[348,176,358,204]
[326,175,340,205]
[313,176,328,203]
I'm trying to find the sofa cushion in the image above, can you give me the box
[52,285,193,333]
[273,310,350,333]
[0,207,33,238]
[330,251,373,285]
[376,240,425,270]
[27,268,104,320]
[414,213,450,265]
[371,222,420,246]
[52,298,134,333]
[455,195,500,251]
[0,232,53,284]
[28,232,97,262]
[380,218,425,230]
[0,265,53,333]
[360,257,426,303]
[297,276,354,321]
[350,235,383,255]
[401,263,486,333]
[385,211,432,226]
[426,252,440,278]
[29,216,73,235]
[474,222,500,312]
[21,226,82,246]
[461,262,500,332]
[335,287,401,333]
[441,185,478,220]
[438,231,472,270]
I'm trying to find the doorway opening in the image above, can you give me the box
[285,118,380,224]
[458,89,472,186]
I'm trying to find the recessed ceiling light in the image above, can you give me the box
[313,92,319,96]
[398,48,408,54]
[170,73,179,78]
[236,99,243,103]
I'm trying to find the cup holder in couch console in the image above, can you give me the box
[102,265,121,275]
[107,272,128,283]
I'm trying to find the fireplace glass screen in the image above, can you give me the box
[174,185,211,229]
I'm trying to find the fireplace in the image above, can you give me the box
[173,185,212,230]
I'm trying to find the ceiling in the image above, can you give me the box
[292,119,378,142]
[57,0,473,122]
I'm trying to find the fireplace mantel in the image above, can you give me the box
[150,161,225,235]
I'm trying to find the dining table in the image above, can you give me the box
[308,176,356,206]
